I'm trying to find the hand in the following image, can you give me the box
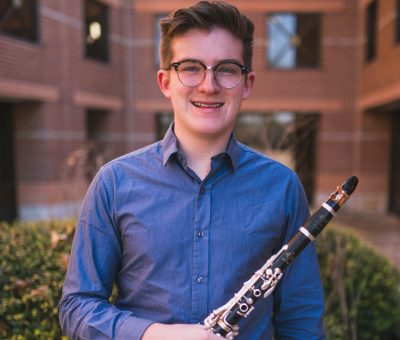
[142,323,222,340]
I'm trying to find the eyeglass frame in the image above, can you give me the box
[166,59,249,89]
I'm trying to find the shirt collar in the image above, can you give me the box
[162,123,180,166]
[161,123,239,171]
[224,132,239,171]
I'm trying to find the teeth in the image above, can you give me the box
[193,102,223,108]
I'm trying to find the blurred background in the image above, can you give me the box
[0,0,399,257]
[1,1,400,338]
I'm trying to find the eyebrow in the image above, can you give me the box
[174,58,244,65]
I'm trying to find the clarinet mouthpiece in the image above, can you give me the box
[342,176,359,196]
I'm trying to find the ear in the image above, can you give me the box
[157,70,172,99]
[242,71,256,101]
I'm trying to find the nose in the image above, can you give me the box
[198,67,220,92]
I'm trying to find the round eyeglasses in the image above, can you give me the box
[167,60,249,89]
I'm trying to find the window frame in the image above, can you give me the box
[396,0,400,44]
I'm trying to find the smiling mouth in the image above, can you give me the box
[192,101,224,108]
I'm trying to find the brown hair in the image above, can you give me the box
[159,1,254,70]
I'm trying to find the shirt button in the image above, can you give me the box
[197,230,205,238]
[199,188,205,195]
[197,276,204,283]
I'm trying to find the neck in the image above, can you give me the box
[174,127,231,180]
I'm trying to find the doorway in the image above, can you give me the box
[0,103,17,222]
[389,112,400,216]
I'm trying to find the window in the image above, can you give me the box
[86,108,109,142]
[154,14,166,67]
[84,0,109,62]
[365,0,377,62]
[156,112,173,139]
[84,109,109,181]
[0,0,38,42]
[266,13,321,69]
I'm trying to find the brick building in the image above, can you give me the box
[0,0,399,221]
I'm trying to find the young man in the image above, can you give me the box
[59,1,325,339]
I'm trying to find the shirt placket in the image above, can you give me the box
[191,181,212,323]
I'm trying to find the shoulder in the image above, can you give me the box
[91,141,163,189]
[236,142,305,198]
[237,142,294,177]
[108,141,161,166]
[101,141,162,172]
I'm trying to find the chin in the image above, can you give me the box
[194,124,231,138]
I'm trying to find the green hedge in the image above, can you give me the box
[0,220,74,339]
[316,226,400,340]
[0,220,399,339]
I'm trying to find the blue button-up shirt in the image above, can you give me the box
[59,125,325,339]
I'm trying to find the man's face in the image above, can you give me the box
[157,28,255,142]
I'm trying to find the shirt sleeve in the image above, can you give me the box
[272,172,326,340]
[58,167,154,340]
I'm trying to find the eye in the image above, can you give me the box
[179,62,203,73]
[216,63,240,75]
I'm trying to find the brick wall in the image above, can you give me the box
[0,0,398,219]
[357,0,400,212]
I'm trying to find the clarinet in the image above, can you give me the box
[204,176,359,339]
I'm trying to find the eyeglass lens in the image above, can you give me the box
[176,61,244,88]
